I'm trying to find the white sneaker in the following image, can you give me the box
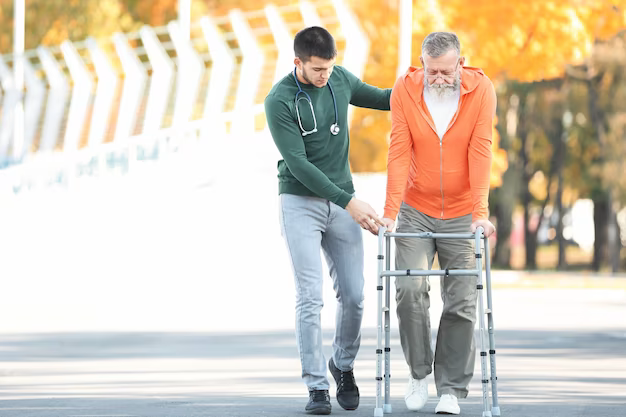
[435,394,460,415]
[404,375,428,411]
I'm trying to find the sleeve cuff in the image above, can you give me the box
[336,192,354,209]
[472,211,489,223]
[383,209,398,220]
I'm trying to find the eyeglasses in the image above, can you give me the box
[425,59,460,80]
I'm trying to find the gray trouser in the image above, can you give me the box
[279,193,364,390]
[395,202,477,398]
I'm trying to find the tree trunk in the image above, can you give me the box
[492,173,515,268]
[491,93,516,268]
[517,91,539,270]
[592,194,620,273]
[609,200,620,273]
[592,192,609,271]
[615,217,623,272]
[555,112,567,270]
[525,227,538,269]
[585,69,616,273]
[556,171,566,269]
[521,159,537,270]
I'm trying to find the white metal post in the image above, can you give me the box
[12,0,25,159]
[397,0,413,77]
[179,0,191,41]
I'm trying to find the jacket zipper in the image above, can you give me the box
[440,137,444,219]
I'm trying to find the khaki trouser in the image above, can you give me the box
[394,202,477,398]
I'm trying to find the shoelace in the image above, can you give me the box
[409,378,426,396]
[339,370,356,391]
[311,390,330,402]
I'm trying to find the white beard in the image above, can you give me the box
[425,73,461,100]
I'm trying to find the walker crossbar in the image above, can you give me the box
[374,227,501,417]
[381,270,480,277]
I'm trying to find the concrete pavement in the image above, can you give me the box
[1,289,625,417]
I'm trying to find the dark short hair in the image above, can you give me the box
[294,26,337,62]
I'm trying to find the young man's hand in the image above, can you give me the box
[345,198,385,235]
[470,219,496,237]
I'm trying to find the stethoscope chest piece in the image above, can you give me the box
[330,123,340,135]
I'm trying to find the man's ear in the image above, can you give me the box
[419,56,424,68]
[459,56,466,67]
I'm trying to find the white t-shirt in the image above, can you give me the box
[423,87,460,141]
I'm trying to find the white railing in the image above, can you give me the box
[0,0,371,195]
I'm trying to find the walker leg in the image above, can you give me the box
[375,228,385,417]
[475,229,491,416]
[384,235,392,414]
[484,240,501,416]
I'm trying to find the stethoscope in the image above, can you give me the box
[293,67,340,137]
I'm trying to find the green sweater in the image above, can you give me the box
[264,66,391,208]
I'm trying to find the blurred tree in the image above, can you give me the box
[124,0,209,26]
[0,0,139,51]
[204,0,293,14]
[125,0,178,27]
[565,32,626,272]
[520,80,566,270]
[489,89,519,267]
[499,31,626,272]
[442,0,626,81]
[0,0,216,52]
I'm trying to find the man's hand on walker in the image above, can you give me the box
[470,219,496,237]
[381,217,395,233]
[346,198,385,235]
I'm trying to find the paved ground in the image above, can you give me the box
[0,286,625,417]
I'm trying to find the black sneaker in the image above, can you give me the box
[329,358,360,410]
[305,389,331,415]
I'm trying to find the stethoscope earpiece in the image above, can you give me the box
[293,67,340,137]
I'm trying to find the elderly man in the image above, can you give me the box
[382,32,497,415]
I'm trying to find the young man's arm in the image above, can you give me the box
[382,78,413,229]
[468,79,497,235]
[265,94,384,233]
[342,68,391,110]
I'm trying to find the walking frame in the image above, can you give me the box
[374,227,501,417]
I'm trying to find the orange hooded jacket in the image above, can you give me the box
[383,66,497,222]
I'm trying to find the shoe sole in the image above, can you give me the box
[306,407,331,415]
[406,404,427,411]
[328,359,359,410]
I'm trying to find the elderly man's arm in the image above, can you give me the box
[468,79,497,237]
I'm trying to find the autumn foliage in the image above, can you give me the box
[0,0,624,189]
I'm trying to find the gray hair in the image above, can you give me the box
[421,32,461,58]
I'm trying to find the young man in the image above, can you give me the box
[382,32,497,415]
[265,26,391,415]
